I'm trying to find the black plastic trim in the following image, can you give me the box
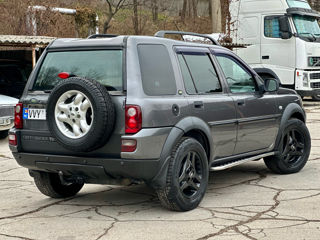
[287,7,320,18]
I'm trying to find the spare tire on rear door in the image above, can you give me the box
[47,77,115,152]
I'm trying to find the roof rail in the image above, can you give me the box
[87,34,118,39]
[154,31,220,46]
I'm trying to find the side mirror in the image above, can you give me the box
[279,16,292,39]
[264,78,280,92]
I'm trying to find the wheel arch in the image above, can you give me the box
[275,103,306,150]
[149,117,212,189]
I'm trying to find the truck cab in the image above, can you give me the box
[230,0,320,99]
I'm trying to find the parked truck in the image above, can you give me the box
[230,0,320,100]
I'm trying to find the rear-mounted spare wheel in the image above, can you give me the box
[47,77,115,152]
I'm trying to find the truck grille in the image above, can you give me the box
[311,82,320,89]
[0,106,14,117]
[310,73,320,80]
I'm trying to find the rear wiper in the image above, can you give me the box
[44,90,52,93]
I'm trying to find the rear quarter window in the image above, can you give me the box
[33,50,123,91]
[137,44,177,96]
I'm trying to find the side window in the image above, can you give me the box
[177,52,222,94]
[138,44,177,96]
[177,54,196,94]
[264,16,281,38]
[216,55,256,93]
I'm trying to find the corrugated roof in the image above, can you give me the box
[0,35,56,47]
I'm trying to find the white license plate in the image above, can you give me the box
[0,117,10,126]
[23,108,46,120]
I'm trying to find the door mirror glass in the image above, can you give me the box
[264,78,280,92]
[279,16,292,39]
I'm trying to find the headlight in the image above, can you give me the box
[303,73,309,87]
[308,57,320,67]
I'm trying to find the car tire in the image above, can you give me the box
[156,137,209,211]
[0,130,8,139]
[264,119,311,174]
[312,95,320,101]
[33,171,84,198]
[47,77,115,152]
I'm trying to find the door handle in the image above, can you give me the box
[262,55,270,60]
[237,100,245,106]
[194,101,204,109]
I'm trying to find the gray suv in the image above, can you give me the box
[9,31,311,211]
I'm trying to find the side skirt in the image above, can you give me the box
[210,152,275,171]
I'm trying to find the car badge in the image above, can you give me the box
[30,98,39,104]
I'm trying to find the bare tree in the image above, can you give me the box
[309,0,320,11]
[133,0,139,34]
[180,0,198,23]
[151,0,158,22]
[103,0,128,33]
[192,0,198,19]
[181,0,187,22]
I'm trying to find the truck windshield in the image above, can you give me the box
[287,0,311,9]
[293,15,320,38]
[34,50,123,91]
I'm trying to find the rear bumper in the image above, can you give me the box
[0,117,13,131]
[12,152,163,184]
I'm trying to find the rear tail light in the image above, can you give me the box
[14,103,23,129]
[125,105,142,134]
[8,133,17,146]
[121,139,137,152]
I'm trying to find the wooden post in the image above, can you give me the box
[32,46,36,68]
[212,0,222,33]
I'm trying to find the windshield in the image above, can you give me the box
[34,50,123,91]
[287,0,311,9]
[293,15,320,37]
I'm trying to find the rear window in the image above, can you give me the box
[138,44,177,96]
[33,50,123,91]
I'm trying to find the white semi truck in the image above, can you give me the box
[230,0,320,100]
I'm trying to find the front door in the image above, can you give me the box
[216,53,279,155]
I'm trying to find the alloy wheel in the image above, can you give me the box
[54,90,94,139]
[281,129,305,168]
[178,151,203,198]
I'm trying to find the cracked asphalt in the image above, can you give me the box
[0,101,320,240]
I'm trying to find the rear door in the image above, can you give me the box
[215,51,279,155]
[175,47,237,159]
[20,48,125,158]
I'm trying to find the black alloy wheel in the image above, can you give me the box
[156,137,209,211]
[178,151,203,198]
[280,128,306,169]
[264,119,311,174]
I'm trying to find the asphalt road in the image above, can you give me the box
[0,101,320,240]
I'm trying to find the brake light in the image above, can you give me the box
[14,103,23,129]
[58,72,70,79]
[125,105,142,134]
[8,133,17,146]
